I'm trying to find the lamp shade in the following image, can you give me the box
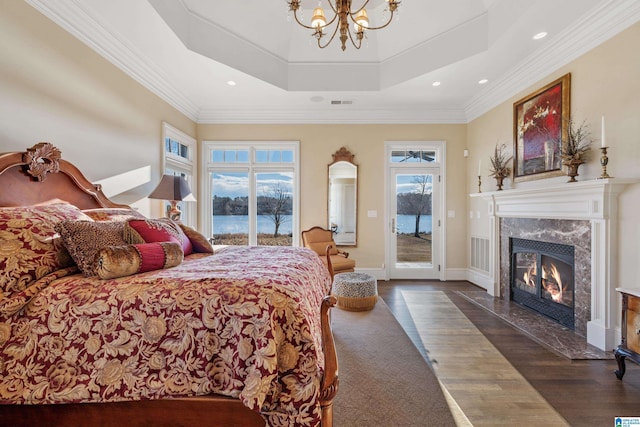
[311,7,326,28]
[148,175,196,202]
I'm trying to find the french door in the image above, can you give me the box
[386,142,444,280]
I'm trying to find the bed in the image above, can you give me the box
[0,143,339,427]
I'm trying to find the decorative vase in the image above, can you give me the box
[491,168,509,191]
[564,160,584,183]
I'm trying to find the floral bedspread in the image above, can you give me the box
[0,246,332,427]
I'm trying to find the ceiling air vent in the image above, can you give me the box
[331,100,353,105]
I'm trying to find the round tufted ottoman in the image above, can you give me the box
[332,272,378,312]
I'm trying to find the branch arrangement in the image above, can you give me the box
[559,118,593,163]
[489,143,511,178]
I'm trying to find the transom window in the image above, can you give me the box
[166,138,190,160]
[161,122,196,227]
[391,150,437,163]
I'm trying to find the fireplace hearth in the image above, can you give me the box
[510,238,575,329]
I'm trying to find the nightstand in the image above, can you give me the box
[615,288,640,379]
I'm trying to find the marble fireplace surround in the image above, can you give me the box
[500,218,590,337]
[475,179,636,351]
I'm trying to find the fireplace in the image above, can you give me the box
[510,238,575,329]
[472,179,635,351]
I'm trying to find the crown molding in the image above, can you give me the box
[25,0,200,121]
[464,0,640,122]
[23,0,640,125]
[196,106,468,125]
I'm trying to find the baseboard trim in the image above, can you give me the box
[353,268,496,289]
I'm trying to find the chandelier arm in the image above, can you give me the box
[326,0,339,15]
[349,0,372,16]
[291,10,318,30]
[322,11,340,28]
[350,10,396,31]
[318,21,341,49]
[347,26,363,49]
[294,9,339,32]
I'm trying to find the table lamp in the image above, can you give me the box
[148,174,196,221]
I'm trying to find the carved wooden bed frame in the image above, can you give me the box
[0,143,339,427]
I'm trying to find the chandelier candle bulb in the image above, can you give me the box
[312,7,326,28]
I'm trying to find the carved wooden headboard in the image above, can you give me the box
[0,143,128,209]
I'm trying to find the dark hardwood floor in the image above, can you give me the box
[378,280,640,426]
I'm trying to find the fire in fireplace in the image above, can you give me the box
[510,238,575,329]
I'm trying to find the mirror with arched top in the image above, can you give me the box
[328,147,357,246]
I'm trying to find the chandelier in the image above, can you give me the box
[288,0,400,51]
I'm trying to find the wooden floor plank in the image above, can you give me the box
[401,290,569,426]
[378,281,640,427]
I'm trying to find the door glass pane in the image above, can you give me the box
[211,172,249,245]
[396,174,433,267]
[256,172,293,246]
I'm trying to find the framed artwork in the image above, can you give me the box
[513,73,571,182]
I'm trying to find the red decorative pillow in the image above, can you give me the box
[94,242,183,279]
[124,218,193,255]
[0,203,93,298]
[178,223,214,254]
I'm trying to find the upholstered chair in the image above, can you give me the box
[302,226,356,277]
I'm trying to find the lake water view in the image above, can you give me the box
[396,214,432,234]
[213,215,293,235]
[212,215,432,234]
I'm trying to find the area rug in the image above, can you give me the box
[331,299,457,427]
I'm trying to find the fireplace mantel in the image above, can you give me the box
[470,178,638,351]
[471,178,637,220]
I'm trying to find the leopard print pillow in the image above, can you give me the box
[55,220,128,276]
[82,208,146,222]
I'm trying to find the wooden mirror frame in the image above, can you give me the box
[328,147,358,247]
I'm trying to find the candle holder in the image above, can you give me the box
[477,175,482,193]
[597,146,612,179]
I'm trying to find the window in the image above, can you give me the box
[203,141,299,246]
[161,122,197,227]
[390,150,437,163]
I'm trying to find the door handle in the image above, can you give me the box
[391,218,396,233]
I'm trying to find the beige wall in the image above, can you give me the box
[467,22,640,288]
[0,1,195,216]
[197,124,468,270]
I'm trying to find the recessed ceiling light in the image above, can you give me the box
[533,32,547,40]
[432,81,441,87]
[226,80,237,86]
[310,96,324,103]
[478,79,489,85]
